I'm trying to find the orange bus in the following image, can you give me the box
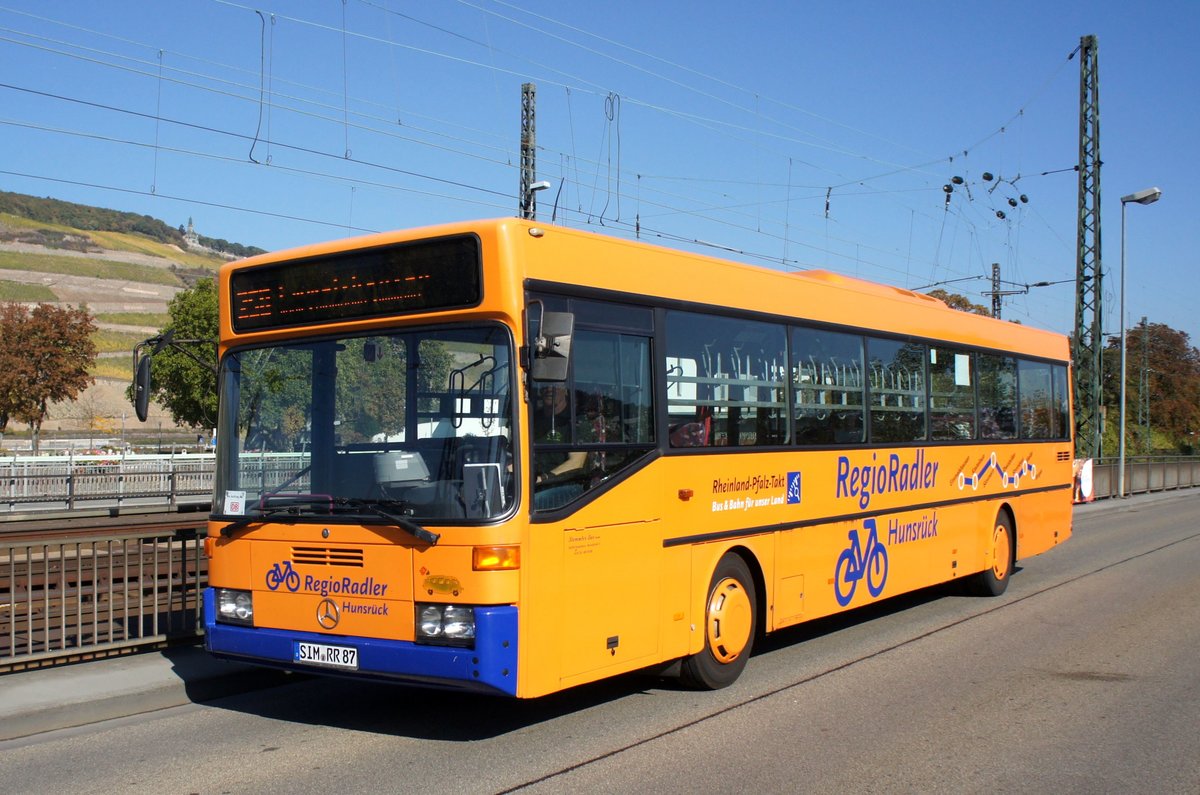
[147,218,1072,696]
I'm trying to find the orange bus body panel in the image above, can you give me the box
[206,218,1072,698]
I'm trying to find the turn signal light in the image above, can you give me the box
[473,545,520,571]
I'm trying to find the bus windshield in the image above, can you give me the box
[213,324,514,524]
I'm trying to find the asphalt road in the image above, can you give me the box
[2,493,1198,794]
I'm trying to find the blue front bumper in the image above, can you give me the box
[203,590,519,696]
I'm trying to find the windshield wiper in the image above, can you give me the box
[219,505,308,537]
[218,494,332,537]
[332,498,440,546]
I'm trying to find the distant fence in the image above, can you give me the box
[1088,457,1200,500]
[0,452,213,513]
[0,452,311,514]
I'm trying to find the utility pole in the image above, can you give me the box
[981,262,1025,319]
[519,82,537,220]
[1073,34,1103,460]
[991,263,1002,318]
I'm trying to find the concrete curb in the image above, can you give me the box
[0,645,288,742]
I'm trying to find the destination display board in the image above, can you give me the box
[230,234,482,332]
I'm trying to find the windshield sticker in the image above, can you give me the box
[223,490,247,515]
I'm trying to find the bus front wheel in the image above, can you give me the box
[680,553,757,690]
[966,511,1014,596]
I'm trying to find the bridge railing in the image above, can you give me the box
[1,525,204,672]
[1089,457,1200,500]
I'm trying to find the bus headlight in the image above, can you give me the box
[215,588,254,625]
[415,603,475,647]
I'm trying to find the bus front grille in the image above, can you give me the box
[292,546,365,567]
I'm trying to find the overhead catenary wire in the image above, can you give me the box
[0,76,1034,297]
[0,81,514,201]
[2,1,1068,208]
[0,28,517,165]
[0,1,1078,328]
[0,116,516,213]
[0,6,1052,213]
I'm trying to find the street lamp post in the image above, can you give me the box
[1118,186,1162,498]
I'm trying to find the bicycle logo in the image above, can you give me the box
[265,560,301,592]
[834,518,889,607]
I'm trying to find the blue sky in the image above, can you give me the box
[1,1,1195,344]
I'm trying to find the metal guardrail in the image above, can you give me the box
[1089,457,1200,500]
[1,524,205,672]
[1,452,214,513]
[0,451,313,514]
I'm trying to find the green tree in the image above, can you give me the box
[332,337,454,443]
[0,302,97,451]
[927,289,991,316]
[148,278,219,429]
[234,346,313,449]
[0,302,35,432]
[1102,322,1200,455]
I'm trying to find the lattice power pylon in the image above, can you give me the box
[1073,34,1103,459]
[519,82,537,220]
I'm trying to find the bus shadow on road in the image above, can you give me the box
[195,568,1025,740]
[751,565,1026,659]
[199,660,675,741]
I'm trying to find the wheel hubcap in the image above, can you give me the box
[992,523,1012,580]
[707,576,752,663]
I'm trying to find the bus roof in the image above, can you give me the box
[502,219,1070,361]
[222,217,1069,361]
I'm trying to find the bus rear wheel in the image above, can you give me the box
[680,553,757,690]
[966,511,1014,596]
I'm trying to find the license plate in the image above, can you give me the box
[295,641,358,670]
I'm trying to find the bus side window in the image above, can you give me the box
[1051,364,1070,440]
[792,327,864,445]
[1018,359,1054,439]
[867,337,927,443]
[532,327,654,511]
[930,346,976,441]
[979,353,1017,440]
[666,356,710,447]
[664,311,787,447]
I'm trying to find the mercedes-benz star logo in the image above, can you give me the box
[316,598,340,630]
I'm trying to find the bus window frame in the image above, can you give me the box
[523,280,1071,460]
[526,291,658,518]
[212,319,521,526]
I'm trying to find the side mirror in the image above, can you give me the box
[530,310,574,382]
[133,353,152,422]
[129,331,216,423]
